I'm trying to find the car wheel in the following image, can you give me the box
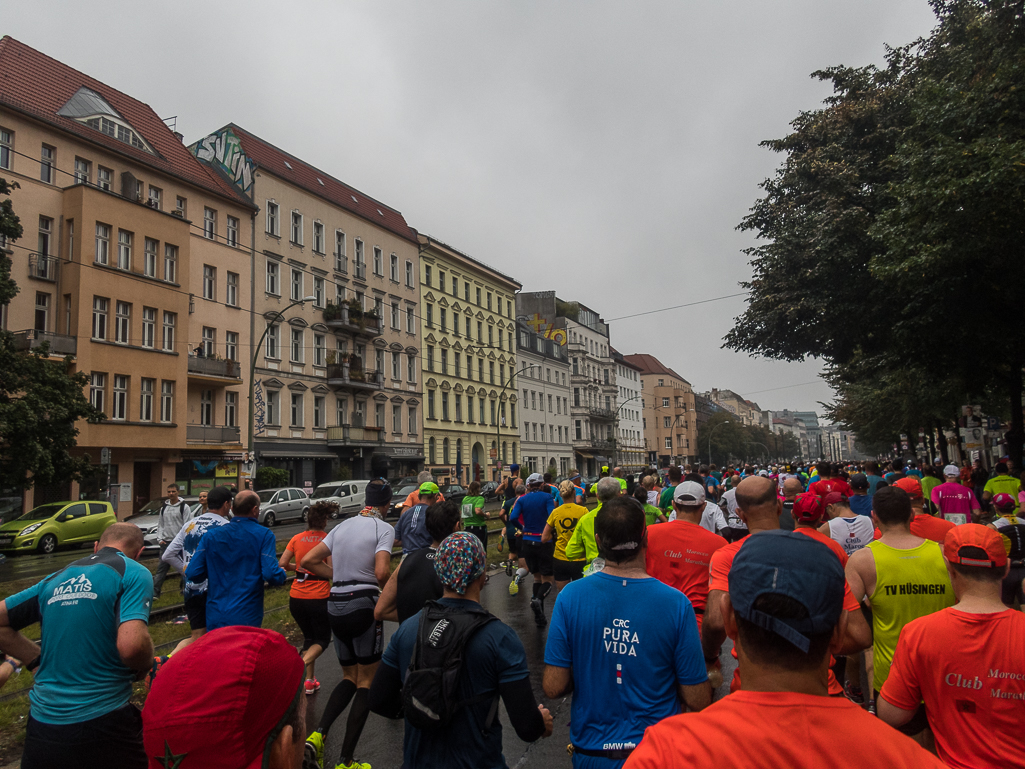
[264,512,276,528]
[301,507,309,523]
[38,534,57,554]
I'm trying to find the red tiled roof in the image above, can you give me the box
[622,353,690,385]
[226,124,418,244]
[0,36,254,208]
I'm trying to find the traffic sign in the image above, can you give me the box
[100,447,110,464]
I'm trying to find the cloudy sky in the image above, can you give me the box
[7,1,939,414]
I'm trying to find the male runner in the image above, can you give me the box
[565,477,623,565]
[931,463,980,525]
[874,477,955,544]
[394,482,440,554]
[509,473,556,626]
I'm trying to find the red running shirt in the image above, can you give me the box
[646,520,727,630]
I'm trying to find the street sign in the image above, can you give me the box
[100,447,110,465]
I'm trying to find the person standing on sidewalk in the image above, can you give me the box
[152,483,191,599]
[0,524,154,769]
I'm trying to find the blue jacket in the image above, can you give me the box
[510,491,555,541]
[187,516,286,630]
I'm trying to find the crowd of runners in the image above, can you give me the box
[0,457,1021,768]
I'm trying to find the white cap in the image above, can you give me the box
[673,481,706,505]
[943,464,959,477]
[527,473,544,485]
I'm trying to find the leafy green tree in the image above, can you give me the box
[254,466,290,490]
[0,178,103,491]
[696,412,746,465]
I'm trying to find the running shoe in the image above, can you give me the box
[305,678,321,694]
[505,561,514,577]
[530,597,547,627]
[508,577,519,595]
[306,731,325,768]
[335,761,371,769]
[172,614,187,625]
[867,699,876,716]
[843,682,864,704]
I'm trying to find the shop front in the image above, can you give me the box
[176,452,247,497]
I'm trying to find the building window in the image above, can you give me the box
[426,304,433,328]
[175,196,187,218]
[313,222,324,253]
[291,329,304,363]
[662,397,670,408]
[265,390,278,425]
[0,128,11,170]
[140,378,154,421]
[408,405,418,434]
[141,307,155,348]
[354,240,365,278]
[199,390,213,426]
[40,145,55,184]
[428,390,435,419]
[426,346,434,372]
[335,231,347,272]
[226,272,239,307]
[406,306,415,334]
[202,327,215,357]
[291,269,303,301]
[373,247,383,276]
[226,391,238,427]
[375,402,385,429]
[203,208,216,240]
[111,375,128,421]
[95,223,111,265]
[266,325,279,359]
[476,287,482,306]
[392,404,402,433]
[665,437,672,450]
[164,244,178,283]
[33,292,49,332]
[313,276,324,308]
[92,297,109,340]
[117,230,132,271]
[439,271,446,293]
[291,211,303,245]
[97,166,112,191]
[424,265,432,287]
[74,157,91,184]
[226,331,238,361]
[404,260,414,287]
[162,311,176,351]
[439,308,446,333]
[487,292,492,311]
[148,185,162,210]
[408,353,417,383]
[266,261,280,295]
[479,398,486,424]
[390,302,399,330]
[455,394,462,422]
[291,393,303,427]
[90,372,106,413]
[142,238,157,277]
[313,334,325,366]
[466,316,472,337]
[388,253,398,282]
[114,301,131,344]
[428,437,436,464]
[266,201,279,235]
[160,381,174,423]
[313,396,325,429]
[226,215,239,247]
[203,265,216,300]
[335,397,347,426]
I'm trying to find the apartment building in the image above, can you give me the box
[419,236,520,484]
[0,38,256,516]
[699,388,765,428]
[516,318,573,477]
[612,350,645,472]
[625,353,698,468]
[191,125,423,486]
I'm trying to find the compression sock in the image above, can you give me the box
[532,581,542,599]
[316,678,356,735]
[538,582,553,604]
[339,687,371,764]
[515,567,529,583]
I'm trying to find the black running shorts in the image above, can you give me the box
[183,592,207,631]
[520,540,555,576]
[553,558,585,583]
[289,596,331,653]
[328,589,383,666]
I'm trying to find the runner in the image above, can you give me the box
[718,474,746,542]
[301,479,395,769]
[397,470,435,513]
[162,484,232,653]
[279,500,334,695]
[569,471,587,504]
[931,463,980,525]
[845,485,955,738]
[640,474,659,508]
[632,485,666,525]
[982,462,1020,514]
[658,466,683,514]
[375,500,462,624]
[864,461,885,496]
[394,481,439,554]
[875,477,955,544]
[544,497,710,769]
[988,492,1020,532]
[668,481,726,535]
[460,481,490,551]
[918,464,941,513]
[566,477,623,566]
[879,525,1025,769]
[779,476,803,531]
[503,483,528,589]
[509,473,556,627]
[152,483,192,599]
[626,531,946,769]
[847,473,873,516]
[996,521,1025,607]
[821,493,873,559]
[541,481,589,592]
[808,463,853,499]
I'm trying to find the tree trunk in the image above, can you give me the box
[1007,362,1024,472]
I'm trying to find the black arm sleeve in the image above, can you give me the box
[499,677,545,742]
[367,662,404,719]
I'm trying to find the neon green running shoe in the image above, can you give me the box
[306,731,325,768]
[335,761,371,769]
[508,577,519,595]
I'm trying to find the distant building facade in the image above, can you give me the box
[626,353,697,468]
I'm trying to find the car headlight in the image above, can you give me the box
[19,523,42,536]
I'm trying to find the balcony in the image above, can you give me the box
[187,355,242,382]
[326,362,383,391]
[10,329,77,357]
[588,407,615,421]
[187,424,241,444]
[572,438,615,455]
[326,425,385,446]
[322,302,383,337]
[28,253,58,282]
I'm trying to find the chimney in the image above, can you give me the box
[173,131,184,143]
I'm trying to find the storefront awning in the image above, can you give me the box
[576,452,593,459]
[258,451,337,460]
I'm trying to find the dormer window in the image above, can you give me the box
[57,87,155,154]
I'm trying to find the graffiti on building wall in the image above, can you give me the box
[190,127,256,197]
[522,313,567,346]
[254,380,266,436]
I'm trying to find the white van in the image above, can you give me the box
[309,480,371,518]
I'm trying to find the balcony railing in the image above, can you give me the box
[326,425,385,445]
[10,329,77,356]
[322,302,383,337]
[187,355,242,380]
[354,261,366,280]
[187,424,241,444]
[28,253,58,282]
[572,438,615,454]
[326,363,384,391]
[588,407,616,420]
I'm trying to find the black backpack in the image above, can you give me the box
[402,600,498,732]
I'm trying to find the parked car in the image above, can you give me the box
[390,476,419,490]
[309,480,371,519]
[126,496,199,552]
[479,481,499,501]
[389,485,419,520]
[0,501,117,554]
[255,487,310,527]
[438,484,467,505]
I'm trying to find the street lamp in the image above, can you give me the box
[707,418,736,465]
[247,296,317,468]
[746,441,771,463]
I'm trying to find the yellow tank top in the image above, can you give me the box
[867,539,954,692]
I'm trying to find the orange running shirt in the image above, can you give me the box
[708,535,860,695]
[623,690,947,769]
[286,530,329,599]
[874,514,956,544]
[880,608,1025,769]
[793,527,849,567]
[646,520,727,629]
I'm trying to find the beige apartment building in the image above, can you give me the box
[0,37,256,517]
[419,235,520,484]
[624,353,698,468]
[191,125,423,487]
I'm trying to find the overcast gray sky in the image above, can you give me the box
[6,1,939,414]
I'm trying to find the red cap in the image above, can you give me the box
[822,491,847,509]
[793,492,825,524]
[991,493,1016,511]
[143,626,304,769]
[943,524,1007,568]
[893,477,923,499]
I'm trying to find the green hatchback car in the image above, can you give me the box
[0,501,117,554]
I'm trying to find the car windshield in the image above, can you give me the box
[16,503,64,521]
[310,486,341,500]
[257,490,277,503]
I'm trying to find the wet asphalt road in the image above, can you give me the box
[303,569,737,769]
